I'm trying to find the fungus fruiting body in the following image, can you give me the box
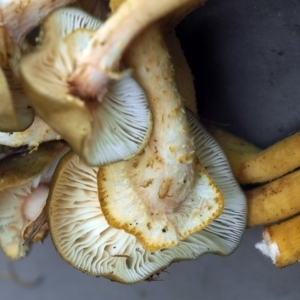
[0,0,76,72]
[20,8,152,166]
[47,110,246,283]
[98,25,225,252]
[0,0,256,280]
[68,0,206,98]
[255,215,300,267]
[0,141,69,260]
[246,169,300,227]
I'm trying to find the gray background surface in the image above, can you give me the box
[1,0,300,299]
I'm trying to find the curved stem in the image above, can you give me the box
[69,0,205,97]
[246,169,300,227]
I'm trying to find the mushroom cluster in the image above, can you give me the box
[0,0,247,283]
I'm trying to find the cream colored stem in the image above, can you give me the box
[124,25,196,206]
[98,25,205,251]
[261,215,300,267]
[246,169,300,227]
[165,31,197,114]
[70,0,205,97]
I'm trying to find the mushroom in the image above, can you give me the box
[206,126,300,185]
[0,66,34,131]
[98,24,224,252]
[19,7,152,166]
[67,0,206,99]
[246,169,300,227]
[206,126,300,228]
[70,0,204,97]
[0,141,69,260]
[0,0,76,73]
[165,30,198,114]
[255,214,300,268]
[47,108,246,283]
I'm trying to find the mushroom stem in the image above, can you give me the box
[165,30,197,114]
[256,215,300,267]
[246,169,300,227]
[69,0,206,98]
[239,132,300,184]
[205,126,300,185]
[205,125,262,181]
[98,24,223,252]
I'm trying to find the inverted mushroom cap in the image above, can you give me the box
[0,66,34,131]
[19,7,152,166]
[47,111,246,283]
[0,141,69,260]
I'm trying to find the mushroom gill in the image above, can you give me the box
[47,112,246,283]
[19,8,152,166]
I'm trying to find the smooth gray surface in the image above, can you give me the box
[0,228,299,300]
[1,0,300,299]
[177,0,300,148]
